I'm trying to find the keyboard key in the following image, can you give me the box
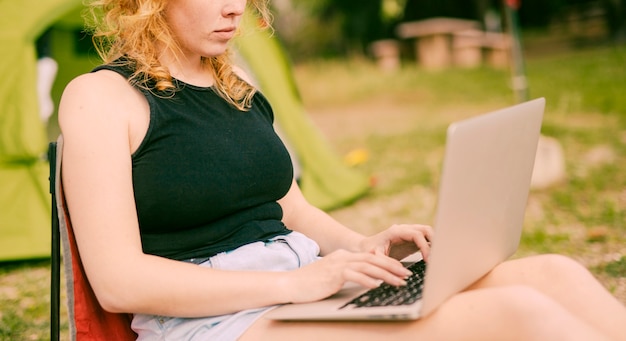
[340,260,427,309]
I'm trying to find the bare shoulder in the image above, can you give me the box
[60,69,132,104]
[58,69,147,138]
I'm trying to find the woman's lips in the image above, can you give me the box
[213,27,236,40]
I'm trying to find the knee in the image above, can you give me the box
[533,254,591,279]
[485,254,592,288]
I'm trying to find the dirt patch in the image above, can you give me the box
[307,98,422,142]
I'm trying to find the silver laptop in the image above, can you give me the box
[265,98,546,321]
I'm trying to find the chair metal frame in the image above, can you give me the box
[49,141,60,341]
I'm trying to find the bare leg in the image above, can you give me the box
[469,254,626,340]
[242,285,611,341]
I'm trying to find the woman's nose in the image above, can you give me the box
[222,0,246,17]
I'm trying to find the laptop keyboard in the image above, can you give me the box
[340,259,427,309]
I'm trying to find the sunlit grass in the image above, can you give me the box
[0,260,64,341]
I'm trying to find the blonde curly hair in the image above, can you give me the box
[84,0,272,110]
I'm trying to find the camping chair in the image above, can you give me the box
[49,137,137,341]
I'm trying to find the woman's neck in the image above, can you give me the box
[161,53,215,87]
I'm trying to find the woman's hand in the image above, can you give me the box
[280,250,412,304]
[359,224,434,262]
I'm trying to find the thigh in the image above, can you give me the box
[240,285,604,341]
[469,254,626,340]
[468,254,578,289]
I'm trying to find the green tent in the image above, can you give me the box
[0,1,369,261]
[0,0,83,261]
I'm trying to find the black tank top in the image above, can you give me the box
[92,63,293,260]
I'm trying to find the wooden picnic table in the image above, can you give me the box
[396,17,483,70]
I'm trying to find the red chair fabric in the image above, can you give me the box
[54,137,137,340]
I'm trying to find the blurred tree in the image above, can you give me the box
[516,0,566,27]
[275,0,387,58]
[271,0,345,59]
[401,0,483,22]
[320,0,386,55]
[602,0,626,41]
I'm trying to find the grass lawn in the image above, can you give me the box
[1,35,625,340]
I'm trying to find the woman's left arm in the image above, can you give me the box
[278,180,365,255]
[278,180,434,260]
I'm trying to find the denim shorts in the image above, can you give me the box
[131,231,320,341]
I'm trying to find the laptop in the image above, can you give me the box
[265,97,546,321]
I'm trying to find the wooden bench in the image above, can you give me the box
[369,39,401,72]
[396,17,481,70]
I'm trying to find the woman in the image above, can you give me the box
[58,0,626,340]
